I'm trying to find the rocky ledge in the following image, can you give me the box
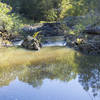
[22,22,65,37]
[66,34,100,55]
[63,15,100,55]
[1,18,100,54]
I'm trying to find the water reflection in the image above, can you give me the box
[0,66,25,87]
[76,56,100,97]
[0,48,100,99]
[18,64,77,88]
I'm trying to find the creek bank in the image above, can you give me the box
[0,25,41,50]
[64,16,100,55]
[0,34,41,51]
[1,19,100,54]
[65,34,100,55]
[21,20,100,54]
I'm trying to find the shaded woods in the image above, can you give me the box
[1,0,99,21]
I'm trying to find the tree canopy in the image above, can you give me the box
[1,0,99,21]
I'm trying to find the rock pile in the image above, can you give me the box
[66,35,100,55]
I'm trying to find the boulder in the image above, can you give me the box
[21,36,41,50]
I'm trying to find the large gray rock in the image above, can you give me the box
[21,36,41,50]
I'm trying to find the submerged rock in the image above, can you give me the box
[21,36,41,50]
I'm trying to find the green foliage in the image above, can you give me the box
[1,0,100,37]
[45,9,58,21]
[0,2,24,34]
[59,0,98,19]
[1,0,99,21]
[0,2,13,31]
[33,31,41,38]
[1,0,61,21]
[11,14,24,34]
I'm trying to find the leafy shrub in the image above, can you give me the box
[45,9,58,21]
[0,2,23,34]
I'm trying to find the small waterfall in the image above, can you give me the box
[42,41,66,47]
[42,36,66,47]
[12,36,67,47]
[13,40,24,46]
